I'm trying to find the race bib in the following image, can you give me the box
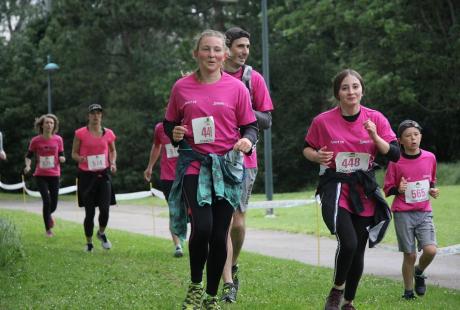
[335,152,370,173]
[405,179,430,203]
[87,154,106,171]
[39,156,55,169]
[192,116,215,144]
[165,143,179,158]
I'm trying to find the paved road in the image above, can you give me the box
[1,199,459,290]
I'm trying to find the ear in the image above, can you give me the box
[192,50,198,59]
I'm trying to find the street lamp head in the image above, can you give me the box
[44,62,59,72]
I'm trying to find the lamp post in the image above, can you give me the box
[44,55,59,114]
[261,0,275,217]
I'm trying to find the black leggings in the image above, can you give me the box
[183,175,234,296]
[334,207,373,301]
[83,178,111,237]
[36,176,60,230]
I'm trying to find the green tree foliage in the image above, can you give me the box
[1,0,459,193]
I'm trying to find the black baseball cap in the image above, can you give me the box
[225,27,250,47]
[397,120,422,137]
[88,104,103,113]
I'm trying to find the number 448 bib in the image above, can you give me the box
[335,152,370,173]
[192,116,215,144]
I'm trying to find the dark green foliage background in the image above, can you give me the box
[1,0,458,193]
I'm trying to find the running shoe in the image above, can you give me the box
[174,245,184,258]
[414,267,427,296]
[49,216,55,228]
[45,230,54,237]
[97,231,112,250]
[85,243,94,253]
[324,287,343,310]
[182,282,204,310]
[402,291,417,300]
[232,264,239,290]
[203,295,221,310]
[341,303,356,310]
[220,282,237,303]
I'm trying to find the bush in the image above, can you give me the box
[436,162,460,185]
[0,218,24,267]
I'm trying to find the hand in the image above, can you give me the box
[398,176,407,194]
[110,163,117,174]
[172,125,187,142]
[77,156,86,164]
[233,138,252,153]
[59,156,66,164]
[316,146,334,166]
[24,165,31,175]
[429,187,439,199]
[363,119,378,139]
[0,150,6,161]
[144,168,152,182]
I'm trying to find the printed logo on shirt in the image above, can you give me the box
[184,100,197,106]
[331,140,345,144]
[213,101,226,106]
[359,139,372,144]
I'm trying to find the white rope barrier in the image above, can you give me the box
[1,179,313,208]
[0,179,165,200]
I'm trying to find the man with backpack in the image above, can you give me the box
[220,26,274,303]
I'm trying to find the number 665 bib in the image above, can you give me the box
[192,116,215,144]
[335,152,370,173]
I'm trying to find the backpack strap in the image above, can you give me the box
[241,65,253,102]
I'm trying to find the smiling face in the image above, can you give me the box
[227,37,250,69]
[399,127,422,155]
[338,74,363,109]
[193,35,227,75]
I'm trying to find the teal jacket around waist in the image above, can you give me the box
[168,141,245,240]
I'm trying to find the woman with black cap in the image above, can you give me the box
[72,104,117,252]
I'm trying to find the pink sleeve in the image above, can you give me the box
[59,136,64,152]
[305,118,321,149]
[236,87,257,126]
[28,138,35,152]
[432,155,437,185]
[376,114,397,143]
[75,128,84,140]
[383,162,397,196]
[251,71,273,112]
[108,129,116,143]
[165,84,181,123]
[154,123,161,145]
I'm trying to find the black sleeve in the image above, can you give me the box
[163,119,180,147]
[304,141,312,149]
[240,121,259,146]
[254,111,272,130]
[58,151,65,157]
[387,187,399,196]
[384,140,400,162]
[26,151,34,159]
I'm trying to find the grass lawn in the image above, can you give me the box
[0,209,459,309]
[2,184,459,248]
[245,186,460,247]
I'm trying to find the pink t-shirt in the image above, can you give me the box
[75,127,116,172]
[165,72,256,174]
[384,150,437,212]
[28,134,64,177]
[305,106,396,216]
[154,122,177,181]
[226,67,273,169]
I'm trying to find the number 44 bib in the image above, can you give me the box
[335,152,370,173]
[192,116,215,144]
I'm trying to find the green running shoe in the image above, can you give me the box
[232,264,239,290]
[203,295,221,310]
[220,282,237,303]
[182,282,204,310]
